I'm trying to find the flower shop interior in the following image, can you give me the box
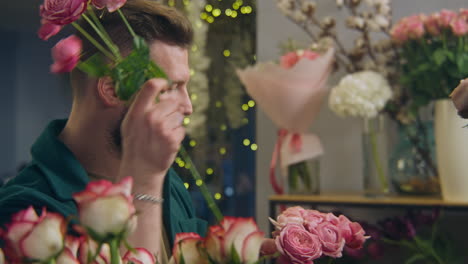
[1,0,468,263]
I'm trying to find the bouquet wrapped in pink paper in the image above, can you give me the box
[236,48,335,195]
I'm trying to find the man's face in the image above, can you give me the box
[110,41,192,152]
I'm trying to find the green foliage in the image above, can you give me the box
[77,54,110,77]
[111,36,168,101]
[400,34,468,113]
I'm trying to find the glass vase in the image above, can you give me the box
[362,115,390,197]
[286,158,320,195]
[390,121,440,195]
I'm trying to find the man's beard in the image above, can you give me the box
[109,108,128,155]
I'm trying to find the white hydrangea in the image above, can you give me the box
[329,71,392,119]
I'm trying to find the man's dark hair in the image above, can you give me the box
[71,0,193,97]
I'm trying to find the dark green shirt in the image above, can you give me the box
[0,119,206,246]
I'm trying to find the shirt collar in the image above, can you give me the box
[31,119,89,201]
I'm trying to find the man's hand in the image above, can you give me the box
[119,78,185,190]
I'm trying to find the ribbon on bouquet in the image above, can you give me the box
[270,129,324,195]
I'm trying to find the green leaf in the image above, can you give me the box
[456,53,468,75]
[231,244,241,264]
[405,254,426,264]
[77,54,110,77]
[433,49,447,66]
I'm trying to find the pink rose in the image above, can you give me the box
[38,20,62,40]
[222,217,265,263]
[300,50,319,61]
[312,222,345,258]
[438,9,458,27]
[91,0,126,12]
[405,14,426,39]
[172,232,207,264]
[460,8,468,20]
[275,224,322,264]
[1,207,66,263]
[50,35,82,73]
[280,50,320,69]
[336,216,368,250]
[122,248,156,264]
[73,176,136,240]
[40,0,87,26]
[302,210,325,231]
[451,78,468,118]
[390,22,408,43]
[450,17,468,36]
[276,206,305,228]
[424,14,441,36]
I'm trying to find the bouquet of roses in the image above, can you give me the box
[0,177,155,264]
[236,48,335,195]
[391,9,468,112]
[269,206,369,264]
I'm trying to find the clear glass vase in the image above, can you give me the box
[286,158,320,195]
[362,115,390,197]
[390,121,440,195]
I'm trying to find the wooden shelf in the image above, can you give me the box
[269,193,468,209]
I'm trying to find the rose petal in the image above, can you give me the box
[20,213,65,261]
[11,206,39,222]
[123,248,155,264]
[223,218,259,258]
[57,248,80,264]
[241,231,264,263]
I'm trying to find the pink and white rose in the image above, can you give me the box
[91,0,126,12]
[122,248,156,264]
[40,0,87,25]
[275,224,322,264]
[78,238,111,264]
[222,217,265,263]
[172,232,207,264]
[73,176,136,240]
[275,206,306,229]
[50,35,82,73]
[205,225,224,262]
[424,14,441,36]
[1,207,66,263]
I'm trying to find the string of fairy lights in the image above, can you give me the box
[169,0,256,202]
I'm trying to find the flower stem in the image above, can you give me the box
[117,9,137,39]
[71,22,115,60]
[81,13,122,61]
[368,118,388,193]
[109,239,120,264]
[179,146,223,222]
[87,7,120,57]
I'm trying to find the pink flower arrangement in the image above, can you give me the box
[390,9,468,42]
[270,206,369,263]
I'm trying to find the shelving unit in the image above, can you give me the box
[269,193,468,224]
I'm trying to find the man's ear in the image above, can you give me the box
[97,76,121,106]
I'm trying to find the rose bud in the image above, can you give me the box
[2,206,66,263]
[336,215,369,250]
[451,78,468,118]
[73,176,136,241]
[122,248,156,264]
[172,232,207,264]
[50,35,82,73]
[38,19,62,41]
